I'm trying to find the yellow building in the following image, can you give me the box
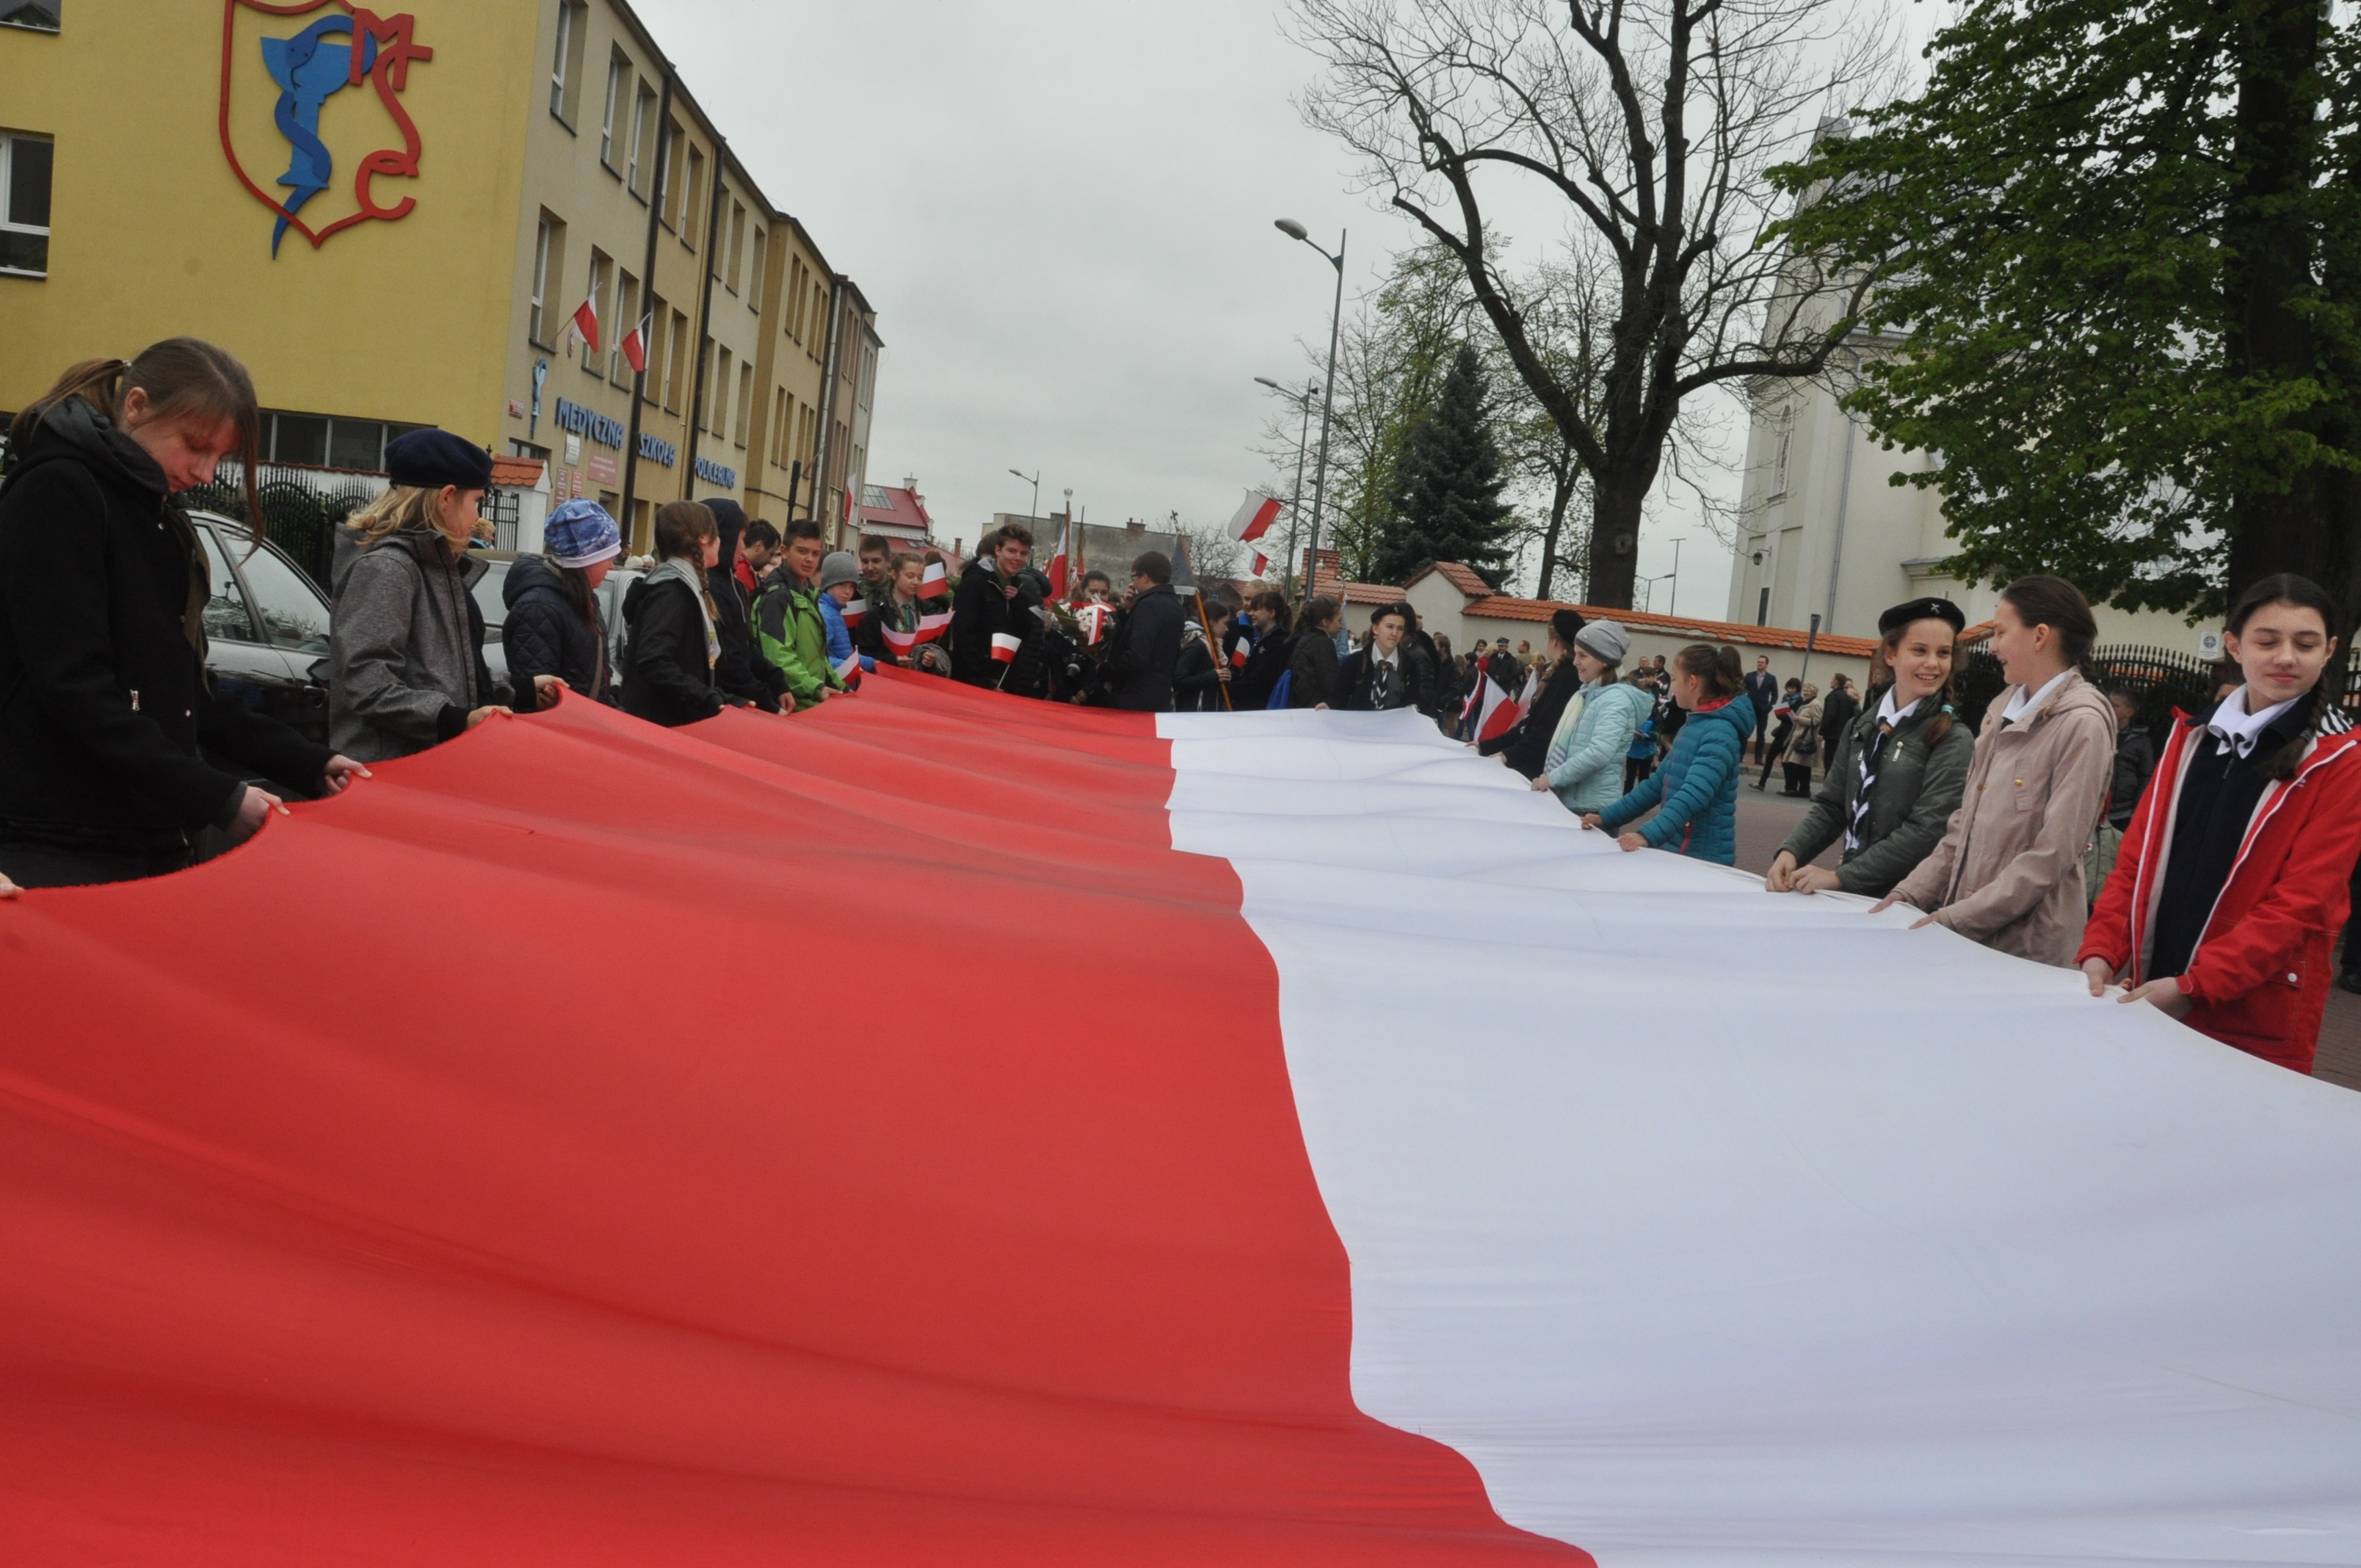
[0,0,878,553]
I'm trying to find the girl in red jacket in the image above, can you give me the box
[2080,573,2361,1073]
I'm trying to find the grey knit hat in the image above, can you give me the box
[819,551,863,592]
[1574,618,1631,663]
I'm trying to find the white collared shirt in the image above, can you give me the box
[2205,684,2299,757]
[1998,669,2073,727]
[1875,690,1926,728]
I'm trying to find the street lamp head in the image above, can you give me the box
[1007,468,1028,482]
[1254,376,1283,391]
[1274,218,1310,242]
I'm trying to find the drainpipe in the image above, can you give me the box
[809,273,845,538]
[620,66,675,551]
[682,137,729,501]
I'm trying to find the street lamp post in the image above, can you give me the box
[1666,537,1683,617]
[1255,374,1319,597]
[1008,468,1040,522]
[1275,219,1344,595]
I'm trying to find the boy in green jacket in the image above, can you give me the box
[753,518,844,709]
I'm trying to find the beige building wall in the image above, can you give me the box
[744,215,832,527]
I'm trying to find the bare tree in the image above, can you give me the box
[1292,0,1898,607]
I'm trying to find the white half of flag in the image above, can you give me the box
[1226,490,1283,543]
[990,632,1023,663]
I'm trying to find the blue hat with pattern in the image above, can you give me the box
[545,499,622,568]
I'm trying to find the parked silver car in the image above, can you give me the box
[188,510,336,749]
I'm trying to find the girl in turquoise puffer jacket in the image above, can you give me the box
[1585,643,1758,865]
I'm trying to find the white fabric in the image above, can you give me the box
[1998,669,2072,726]
[1160,707,2361,1566]
[2208,685,2301,757]
[1874,689,1925,727]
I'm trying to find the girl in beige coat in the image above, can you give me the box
[1872,576,2117,967]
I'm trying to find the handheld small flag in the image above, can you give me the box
[918,559,950,600]
[1077,603,1114,647]
[1047,518,1072,602]
[990,632,1023,664]
[1226,490,1283,544]
[1229,642,1249,671]
[841,598,868,629]
[834,651,863,690]
[620,313,653,375]
[570,295,601,354]
[1252,551,1269,578]
[880,611,952,659]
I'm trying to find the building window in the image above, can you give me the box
[709,344,730,434]
[653,120,679,227]
[612,270,638,386]
[260,410,421,473]
[680,143,704,245]
[0,131,51,276]
[328,418,384,471]
[581,248,609,372]
[748,228,766,313]
[1,0,59,33]
[529,213,567,347]
[627,81,654,195]
[725,200,745,292]
[548,1,585,126]
[735,363,753,448]
[599,51,628,168]
[769,388,788,466]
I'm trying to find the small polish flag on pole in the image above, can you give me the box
[834,651,863,690]
[1229,642,1249,671]
[1252,551,1269,578]
[990,633,1023,664]
[1226,489,1283,544]
[1047,518,1072,601]
[915,610,951,639]
[570,294,601,353]
[841,598,868,629]
[620,313,653,376]
[918,559,950,600]
[1076,603,1113,647]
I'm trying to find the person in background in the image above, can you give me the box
[1622,670,1659,794]
[740,518,782,588]
[1744,654,1780,762]
[1173,598,1235,713]
[753,519,846,711]
[1092,551,1185,711]
[1232,590,1294,709]
[624,501,754,727]
[857,533,893,596]
[1585,644,1756,863]
[0,341,360,889]
[503,498,620,705]
[1767,598,1972,900]
[1481,609,1585,778]
[857,551,953,676]
[1080,568,1115,606]
[1432,634,1461,694]
[1533,619,1650,816]
[1780,683,1823,796]
[816,551,874,680]
[1876,575,2115,966]
[2341,854,2361,996]
[331,430,551,763]
[2081,573,2361,1075]
[1291,596,1345,708]
[2103,687,2155,833]
[1340,602,1434,713]
[1755,676,1804,790]
[1816,673,1859,779]
[951,524,1045,689]
[706,501,786,713]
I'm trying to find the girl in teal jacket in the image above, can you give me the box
[1586,644,1757,864]
[1533,619,1653,815]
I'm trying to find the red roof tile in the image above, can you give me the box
[489,455,544,488]
[1460,595,1880,658]
[1404,561,1496,598]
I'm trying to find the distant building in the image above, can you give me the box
[858,479,932,548]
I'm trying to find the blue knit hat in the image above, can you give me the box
[385,427,493,492]
[545,499,622,568]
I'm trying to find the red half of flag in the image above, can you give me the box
[1229,642,1249,670]
[990,632,1023,664]
[841,598,868,629]
[571,296,600,353]
[1473,674,1520,744]
[1252,551,1269,578]
[1048,521,1072,603]
[620,313,653,376]
[1227,489,1283,544]
[918,560,950,600]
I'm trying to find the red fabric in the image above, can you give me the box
[0,670,1584,1567]
[733,556,757,596]
[2081,718,2361,1073]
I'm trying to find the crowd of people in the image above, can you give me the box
[4,339,2360,1079]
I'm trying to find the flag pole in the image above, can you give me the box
[1192,590,1233,712]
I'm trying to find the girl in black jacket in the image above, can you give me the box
[1172,600,1236,713]
[1288,596,1345,708]
[1479,609,1585,777]
[622,501,730,727]
[0,341,362,888]
[502,498,621,705]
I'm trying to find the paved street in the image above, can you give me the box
[1727,768,2361,1093]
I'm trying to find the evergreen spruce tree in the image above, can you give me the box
[1374,342,1515,587]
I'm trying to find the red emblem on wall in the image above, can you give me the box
[218,0,434,255]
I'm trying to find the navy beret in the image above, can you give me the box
[1877,595,1966,636]
[385,428,493,492]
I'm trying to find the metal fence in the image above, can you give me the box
[181,462,387,592]
[1956,640,2361,742]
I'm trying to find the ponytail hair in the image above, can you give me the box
[1998,574,2097,665]
[12,340,262,526]
[1675,642,1743,700]
[1297,595,1339,633]
[2222,572,2349,781]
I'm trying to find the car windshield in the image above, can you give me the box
[228,531,332,654]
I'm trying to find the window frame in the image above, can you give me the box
[547,1,587,127]
[599,51,628,169]
[0,129,53,279]
[529,215,552,346]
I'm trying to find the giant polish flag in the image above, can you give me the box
[4,680,2360,1564]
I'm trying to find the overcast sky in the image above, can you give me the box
[636,0,1737,612]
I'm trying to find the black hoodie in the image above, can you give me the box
[703,500,784,712]
[0,399,331,849]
